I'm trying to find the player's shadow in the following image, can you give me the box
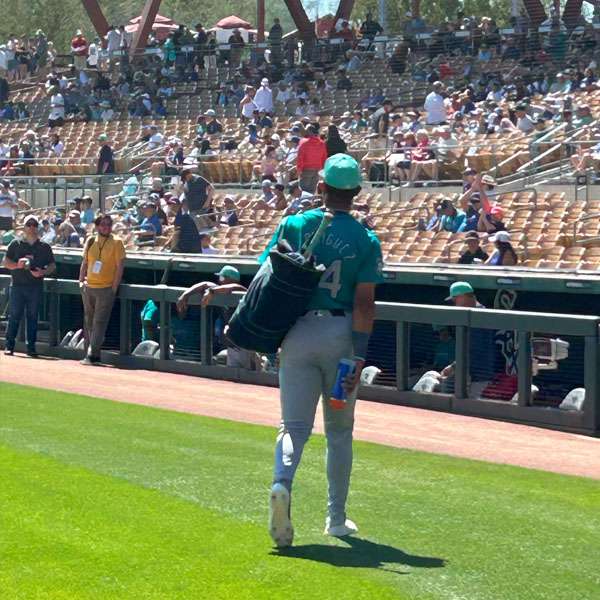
[272,537,447,574]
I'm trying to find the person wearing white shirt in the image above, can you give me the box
[346,51,362,72]
[200,234,218,254]
[87,37,100,68]
[254,78,274,112]
[276,82,293,103]
[100,102,115,122]
[51,133,64,154]
[0,137,9,160]
[49,91,65,127]
[541,12,567,32]
[486,82,504,102]
[284,136,300,165]
[147,125,164,151]
[120,29,133,51]
[41,220,57,244]
[514,105,534,132]
[6,38,16,81]
[106,26,120,65]
[0,181,18,231]
[424,81,447,125]
[433,126,460,179]
[97,46,110,71]
[78,70,89,87]
[0,46,7,71]
[240,86,258,120]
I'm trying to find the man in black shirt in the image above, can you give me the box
[360,13,384,39]
[194,23,207,69]
[269,18,283,63]
[97,134,115,174]
[458,231,489,264]
[2,215,56,357]
[181,168,215,229]
[167,197,203,254]
[205,109,223,135]
[370,99,393,149]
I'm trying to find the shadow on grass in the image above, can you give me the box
[272,537,447,574]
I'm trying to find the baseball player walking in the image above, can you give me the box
[263,154,383,547]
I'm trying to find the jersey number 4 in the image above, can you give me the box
[318,260,341,299]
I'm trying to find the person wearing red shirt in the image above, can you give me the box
[338,21,355,43]
[71,30,88,70]
[438,61,456,79]
[296,124,327,194]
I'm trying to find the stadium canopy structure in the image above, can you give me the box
[80,0,587,56]
[124,13,177,40]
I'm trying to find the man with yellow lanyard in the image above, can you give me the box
[78,214,125,365]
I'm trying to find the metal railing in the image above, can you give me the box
[0,275,597,434]
[4,174,124,212]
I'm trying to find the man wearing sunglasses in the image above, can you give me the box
[79,214,125,365]
[2,215,55,357]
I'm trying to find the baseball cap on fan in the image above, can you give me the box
[215,265,240,281]
[445,281,474,301]
[320,153,361,190]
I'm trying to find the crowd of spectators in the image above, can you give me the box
[0,8,598,270]
[0,8,596,185]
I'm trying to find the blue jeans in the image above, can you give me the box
[274,311,355,526]
[6,285,43,352]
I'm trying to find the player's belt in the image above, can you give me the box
[303,309,347,317]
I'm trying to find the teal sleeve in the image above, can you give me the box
[356,234,384,284]
[259,221,283,263]
[453,213,467,233]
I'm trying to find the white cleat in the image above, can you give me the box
[269,483,294,547]
[324,516,358,537]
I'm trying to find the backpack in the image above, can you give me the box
[226,212,333,353]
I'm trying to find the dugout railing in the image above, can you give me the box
[0,275,598,436]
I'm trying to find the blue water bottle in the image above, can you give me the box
[329,358,356,411]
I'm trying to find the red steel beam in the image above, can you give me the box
[562,0,584,24]
[81,0,110,37]
[284,0,316,40]
[131,0,162,58]
[412,0,421,19]
[522,0,548,25]
[257,0,265,42]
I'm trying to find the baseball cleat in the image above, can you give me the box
[324,516,358,537]
[269,483,294,547]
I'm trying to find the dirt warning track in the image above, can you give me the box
[1,354,598,479]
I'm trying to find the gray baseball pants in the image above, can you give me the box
[273,310,356,526]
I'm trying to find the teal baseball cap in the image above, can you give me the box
[215,265,240,281]
[320,153,362,190]
[445,281,474,301]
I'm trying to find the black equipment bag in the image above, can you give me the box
[225,212,333,353]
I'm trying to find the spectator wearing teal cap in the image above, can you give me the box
[414,281,496,397]
[444,281,475,303]
[175,266,261,370]
[443,281,496,395]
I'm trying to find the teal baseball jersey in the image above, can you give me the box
[261,209,384,312]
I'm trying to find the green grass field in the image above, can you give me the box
[1,382,599,600]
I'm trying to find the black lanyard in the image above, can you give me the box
[96,237,109,261]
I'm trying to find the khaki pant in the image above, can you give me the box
[74,54,87,70]
[82,285,115,359]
